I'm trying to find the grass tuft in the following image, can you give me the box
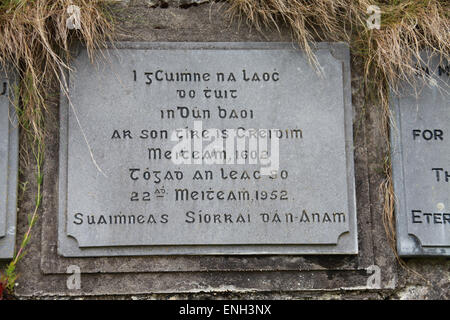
[0,0,113,298]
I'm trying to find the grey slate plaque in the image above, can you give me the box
[391,53,450,256]
[59,42,357,256]
[0,65,18,259]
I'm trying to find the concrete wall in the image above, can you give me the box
[4,0,448,299]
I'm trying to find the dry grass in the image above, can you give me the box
[227,0,449,88]
[227,0,353,67]
[0,0,113,295]
[0,0,112,146]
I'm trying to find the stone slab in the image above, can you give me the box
[58,42,357,257]
[0,65,18,259]
[13,1,398,297]
[391,53,450,256]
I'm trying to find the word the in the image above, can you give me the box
[431,168,450,182]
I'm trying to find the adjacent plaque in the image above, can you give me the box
[391,53,450,256]
[59,42,357,256]
[0,65,18,259]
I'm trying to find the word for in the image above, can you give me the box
[412,129,444,141]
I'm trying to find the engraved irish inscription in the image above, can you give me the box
[58,43,357,256]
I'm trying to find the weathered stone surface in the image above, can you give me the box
[14,2,413,298]
[58,42,357,256]
[0,65,18,260]
[391,53,450,256]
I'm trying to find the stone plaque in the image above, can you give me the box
[392,53,450,256]
[0,65,18,259]
[58,42,357,257]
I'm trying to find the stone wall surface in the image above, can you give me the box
[1,0,448,299]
